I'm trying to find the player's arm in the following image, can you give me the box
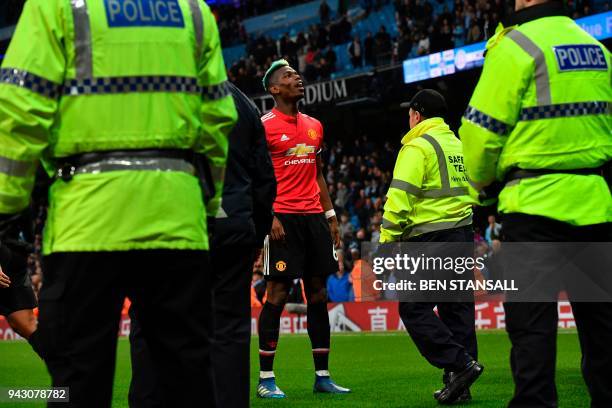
[380,145,425,243]
[194,2,238,218]
[458,30,529,188]
[316,155,340,248]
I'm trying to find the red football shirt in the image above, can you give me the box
[262,108,324,214]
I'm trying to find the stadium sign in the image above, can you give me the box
[253,78,349,113]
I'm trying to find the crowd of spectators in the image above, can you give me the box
[227,13,355,94]
[225,0,605,94]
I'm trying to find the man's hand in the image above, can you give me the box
[0,268,10,288]
[270,216,286,242]
[328,216,340,248]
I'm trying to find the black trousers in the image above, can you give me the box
[211,245,256,408]
[128,245,255,408]
[38,250,213,408]
[502,213,612,408]
[398,226,477,371]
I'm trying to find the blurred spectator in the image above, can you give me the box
[348,35,363,68]
[327,251,355,302]
[364,31,375,65]
[252,254,266,305]
[466,21,482,44]
[485,215,502,246]
[350,245,380,302]
[320,0,332,24]
[374,25,392,65]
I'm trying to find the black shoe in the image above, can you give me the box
[433,372,472,403]
[435,361,483,405]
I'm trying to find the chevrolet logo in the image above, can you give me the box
[286,143,315,157]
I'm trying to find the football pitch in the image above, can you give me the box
[0,330,589,407]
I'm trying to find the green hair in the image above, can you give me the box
[262,59,290,92]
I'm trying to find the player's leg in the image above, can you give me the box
[6,308,36,338]
[304,213,350,394]
[257,213,304,398]
[304,276,331,375]
[257,278,290,398]
[0,255,42,355]
[38,252,125,408]
[127,250,214,408]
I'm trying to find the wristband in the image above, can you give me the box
[325,209,336,219]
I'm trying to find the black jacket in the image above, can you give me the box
[211,82,276,248]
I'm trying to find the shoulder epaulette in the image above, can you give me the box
[486,23,517,52]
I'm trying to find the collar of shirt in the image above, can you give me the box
[504,1,567,26]
[272,107,300,124]
[401,117,449,145]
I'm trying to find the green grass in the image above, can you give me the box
[0,330,589,407]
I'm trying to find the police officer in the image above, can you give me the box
[0,1,237,407]
[459,0,611,407]
[380,89,484,404]
[128,81,276,408]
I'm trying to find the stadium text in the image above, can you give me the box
[254,78,348,112]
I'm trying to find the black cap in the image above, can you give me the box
[400,89,448,119]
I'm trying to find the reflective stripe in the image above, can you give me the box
[382,217,402,232]
[421,134,450,189]
[0,68,61,99]
[187,0,204,60]
[520,101,609,121]
[203,81,231,100]
[1,69,230,98]
[422,187,469,198]
[463,105,509,135]
[506,30,551,106]
[60,157,195,177]
[0,155,36,177]
[70,0,93,79]
[408,214,472,238]
[64,76,202,95]
[390,178,468,198]
[389,179,422,196]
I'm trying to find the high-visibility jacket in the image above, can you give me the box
[459,3,611,226]
[0,0,237,253]
[380,117,475,243]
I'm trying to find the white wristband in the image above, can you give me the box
[325,209,336,219]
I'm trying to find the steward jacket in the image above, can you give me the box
[380,118,475,243]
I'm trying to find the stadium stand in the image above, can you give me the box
[224,0,608,94]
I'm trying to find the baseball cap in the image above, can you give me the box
[262,59,290,91]
[400,89,448,119]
